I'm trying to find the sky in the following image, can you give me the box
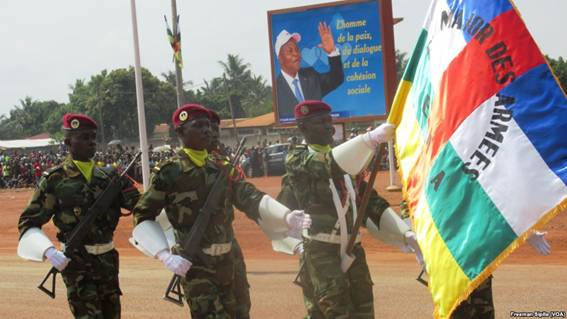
[0,0,565,117]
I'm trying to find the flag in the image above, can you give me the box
[388,0,567,317]
[165,15,183,68]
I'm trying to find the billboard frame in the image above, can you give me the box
[267,0,397,125]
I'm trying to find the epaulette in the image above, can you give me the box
[42,165,63,177]
[290,144,308,151]
[153,158,175,172]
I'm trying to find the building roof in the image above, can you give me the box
[26,133,51,140]
[221,112,276,129]
[0,138,58,149]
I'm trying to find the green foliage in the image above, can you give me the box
[184,54,273,119]
[395,50,409,84]
[546,55,567,92]
[0,54,273,140]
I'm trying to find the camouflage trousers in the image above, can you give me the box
[451,276,494,319]
[61,249,121,319]
[232,239,251,319]
[181,249,238,319]
[301,240,374,319]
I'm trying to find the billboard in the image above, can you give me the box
[268,0,396,124]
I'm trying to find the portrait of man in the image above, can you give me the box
[274,22,345,120]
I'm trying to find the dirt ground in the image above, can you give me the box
[1,172,566,318]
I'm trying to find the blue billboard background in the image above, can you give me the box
[271,0,386,123]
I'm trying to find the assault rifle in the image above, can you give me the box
[38,152,141,298]
[163,137,247,306]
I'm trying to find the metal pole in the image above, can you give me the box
[129,0,150,189]
[223,73,239,143]
[171,0,184,108]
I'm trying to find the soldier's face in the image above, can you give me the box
[208,122,220,152]
[299,113,334,145]
[65,129,97,161]
[278,40,301,77]
[177,116,211,150]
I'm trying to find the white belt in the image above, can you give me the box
[202,243,232,256]
[61,241,115,255]
[304,232,361,245]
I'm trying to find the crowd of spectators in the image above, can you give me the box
[0,146,174,189]
[0,134,391,189]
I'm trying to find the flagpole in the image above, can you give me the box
[171,0,184,108]
[129,0,150,189]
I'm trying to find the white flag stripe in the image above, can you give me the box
[425,0,467,87]
[450,95,567,235]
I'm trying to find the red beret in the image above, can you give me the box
[294,100,332,120]
[62,113,98,130]
[172,104,210,128]
[208,109,221,125]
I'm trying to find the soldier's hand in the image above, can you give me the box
[285,210,312,232]
[44,247,70,271]
[157,250,192,276]
[294,243,304,255]
[527,230,551,256]
[362,123,396,148]
[404,231,424,267]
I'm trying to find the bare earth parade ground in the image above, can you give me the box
[1,173,565,318]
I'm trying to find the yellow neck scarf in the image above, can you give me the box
[182,148,208,167]
[73,159,95,183]
[309,144,332,154]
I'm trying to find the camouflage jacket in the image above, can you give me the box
[209,151,244,223]
[18,156,140,245]
[132,149,264,256]
[280,145,390,236]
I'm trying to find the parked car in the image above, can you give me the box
[265,143,290,176]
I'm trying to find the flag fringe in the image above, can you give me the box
[393,121,567,319]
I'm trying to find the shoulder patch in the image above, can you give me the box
[42,165,63,177]
[154,158,175,172]
[291,144,308,151]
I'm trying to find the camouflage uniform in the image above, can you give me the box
[279,145,390,318]
[451,277,494,319]
[133,150,265,318]
[211,151,251,319]
[18,156,140,319]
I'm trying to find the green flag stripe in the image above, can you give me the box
[425,143,517,279]
[402,30,428,82]
[409,48,433,133]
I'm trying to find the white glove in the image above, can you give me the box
[44,247,70,271]
[404,231,424,267]
[527,231,551,256]
[294,243,304,255]
[287,227,303,240]
[361,123,396,148]
[157,250,192,276]
[285,210,312,232]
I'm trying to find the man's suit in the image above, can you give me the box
[276,55,344,119]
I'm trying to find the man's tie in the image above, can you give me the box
[292,78,305,102]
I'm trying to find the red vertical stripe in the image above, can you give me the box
[405,9,545,203]
[428,9,545,161]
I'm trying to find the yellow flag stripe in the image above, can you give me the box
[413,199,471,319]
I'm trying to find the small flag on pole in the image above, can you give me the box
[165,15,183,68]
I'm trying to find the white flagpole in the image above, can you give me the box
[129,0,150,189]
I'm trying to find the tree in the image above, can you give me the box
[547,55,567,92]
[395,50,409,84]
[66,67,176,143]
